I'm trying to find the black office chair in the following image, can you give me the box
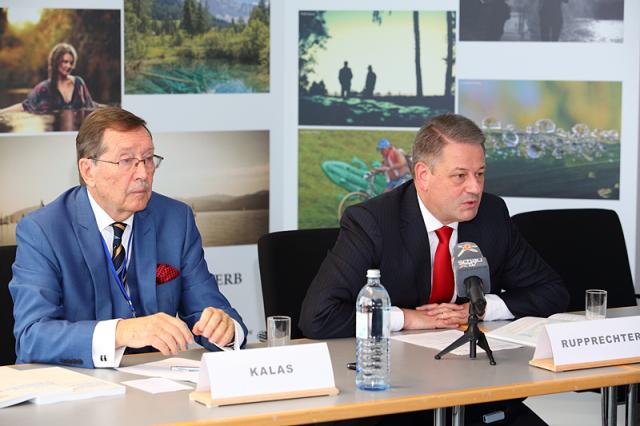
[511,209,638,312]
[257,228,340,339]
[512,209,639,410]
[0,245,17,366]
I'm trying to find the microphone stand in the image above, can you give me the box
[434,303,496,365]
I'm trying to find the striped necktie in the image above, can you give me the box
[111,222,127,284]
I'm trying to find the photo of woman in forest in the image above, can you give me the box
[0,8,120,133]
[0,43,96,113]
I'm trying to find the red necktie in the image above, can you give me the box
[430,226,454,303]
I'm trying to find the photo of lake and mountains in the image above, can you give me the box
[0,130,269,247]
[125,0,269,94]
[299,10,455,127]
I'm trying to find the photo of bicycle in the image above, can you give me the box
[299,128,414,228]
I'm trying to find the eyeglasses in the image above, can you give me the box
[92,154,164,172]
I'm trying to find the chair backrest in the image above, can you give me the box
[257,228,340,339]
[511,209,637,312]
[0,245,17,365]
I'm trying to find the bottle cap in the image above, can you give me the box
[366,269,381,278]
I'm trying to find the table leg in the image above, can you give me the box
[626,383,637,426]
[602,387,609,426]
[434,407,446,426]
[452,405,465,426]
[602,386,617,426]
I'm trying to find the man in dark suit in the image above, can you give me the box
[10,107,247,368]
[299,113,568,424]
[300,113,568,338]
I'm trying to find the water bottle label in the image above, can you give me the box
[356,311,390,338]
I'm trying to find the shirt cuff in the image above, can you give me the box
[390,306,404,332]
[229,319,244,350]
[483,294,515,321]
[92,319,126,368]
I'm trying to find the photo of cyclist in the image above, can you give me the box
[374,138,412,191]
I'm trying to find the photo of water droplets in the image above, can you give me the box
[459,79,621,199]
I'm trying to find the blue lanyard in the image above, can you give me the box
[100,231,136,317]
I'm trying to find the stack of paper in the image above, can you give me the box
[0,366,125,409]
[486,313,585,347]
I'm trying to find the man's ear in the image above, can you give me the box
[413,161,432,193]
[78,158,96,187]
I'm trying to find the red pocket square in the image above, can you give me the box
[156,264,179,285]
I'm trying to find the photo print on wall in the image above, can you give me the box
[124,0,270,94]
[0,8,121,133]
[153,130,269,247]
[299,10,455,127]
[298,128,415,229]
[460,0,624,42]
[459,79,622,199]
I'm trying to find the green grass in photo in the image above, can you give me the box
[298,128,415,229]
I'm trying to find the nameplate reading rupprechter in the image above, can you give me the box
[189,342,339,406]
[529,315,640,372]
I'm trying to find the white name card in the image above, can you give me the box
[190,342,339,406]
[530,315,640,372]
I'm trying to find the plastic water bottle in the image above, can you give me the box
[355,269,391,391]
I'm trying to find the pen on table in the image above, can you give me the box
[346,362,356,370]
[170,366,200,372]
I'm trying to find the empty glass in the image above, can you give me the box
[267,315,291,346]
[585,289,607,320]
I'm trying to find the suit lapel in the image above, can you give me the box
[458,220,482,251]
[73,187,113,320]
[399,183,431,305]
[133,208,158,315]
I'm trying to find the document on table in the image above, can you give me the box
[0,366,125,408]
[121,378,193,394]
[116,357,201,383]
[391,330,522,355]
[486,313,585,347]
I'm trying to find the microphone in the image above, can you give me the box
[452,242,491,316]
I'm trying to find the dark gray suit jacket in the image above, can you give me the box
[299,181,569,339]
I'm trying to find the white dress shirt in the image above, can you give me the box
[87,192,244,368]
[388,193,514,331]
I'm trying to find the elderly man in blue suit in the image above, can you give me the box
[10,107,247,368]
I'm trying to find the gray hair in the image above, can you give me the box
[411,113,485,176]
[76,107,150,185]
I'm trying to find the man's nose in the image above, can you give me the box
[466,175,483,194]
[132,160,148,179]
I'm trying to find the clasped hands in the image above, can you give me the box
[115,307,234,355]
[402,303,476,330]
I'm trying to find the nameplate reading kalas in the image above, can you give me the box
[190,343,338,406]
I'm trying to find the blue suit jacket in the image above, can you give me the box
[10,186,247,367]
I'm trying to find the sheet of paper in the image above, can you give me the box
[121,378,193,394]
[487,314,585,347]
[391,330,522,355]
[21,367,125,404]
[0,367,125,407]
[117,357,201,383]
[0,367,66,409]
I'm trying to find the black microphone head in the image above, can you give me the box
[452,242,491,297]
